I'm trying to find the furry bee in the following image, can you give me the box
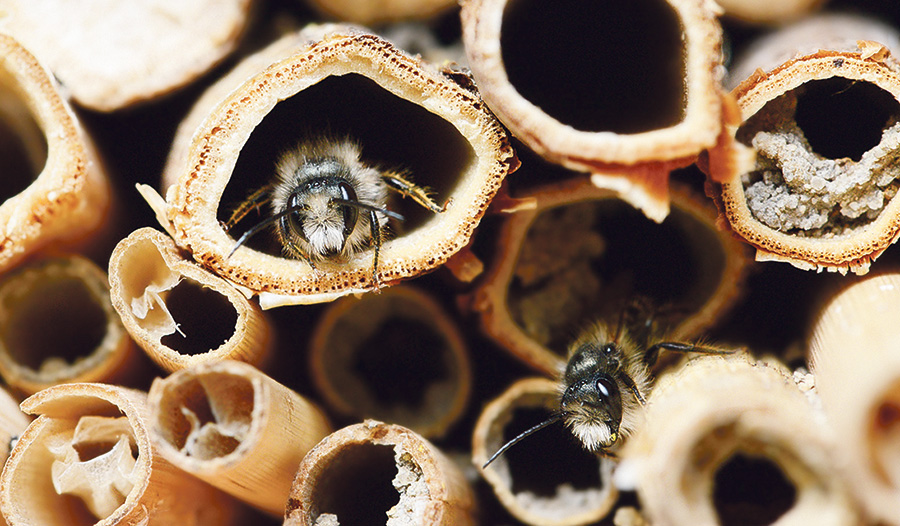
[224,137,443,287]
[483,311,727,467]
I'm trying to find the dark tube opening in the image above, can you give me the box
[160,279,238,355]
[312,443,399,525]
[713,452,797,526]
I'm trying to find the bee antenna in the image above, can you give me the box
[226,204,310,259]
[330,198,405,222]
[483,412,565,469]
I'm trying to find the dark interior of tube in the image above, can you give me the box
[713,452,797,526]
[501,0,686,133]
[1,275,106,370]
[221,74,473,257]
[312,443,399,525]
[0,96,47,203]
[738,77,900,162]
[504,407,602,496]
[507,199,726,355]
[159,279,238,355]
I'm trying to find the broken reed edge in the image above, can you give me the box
[0,34,110,274]
[0,0,253,111]
[460,0,726,222]
[0,256,137,395]
[463,177,749,376]
[284,420,475,526]
[308,285,471,439]
[0,383,235,526]
[707,43,900,275]
[306,0,457,25]
[471,377,618,526]
[148,360,332,516]
[620,354,857,525]
[809,272,900,526]
[159,24,517,306]
[108,227,272,373]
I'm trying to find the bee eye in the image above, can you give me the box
[286,193,309,242]
[595,377,618,401]
[337,181,359,239]
[601,343,615,355]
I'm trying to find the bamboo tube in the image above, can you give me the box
[108,227,271,373]
[471,378,618,526]
[0,383,236,526]
[0,256,136,395]
[715,0,823,25]
[460,0,726,221]
[147,360,331,515]
[0,0,254,111]
[707,16,900,275]
[0,35,110,274]
[306,0,457,25]
[309,286,470,439]
[809,272,900,525]
[285,420,474,526]
[462,178,748,375]
[157,24,517,307]
[620,355,857,526]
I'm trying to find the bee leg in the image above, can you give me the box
[369,209,382,290]
[617,371,647,406]
[223,183,276,231]
[644,341,733,368]
[382,173,444,213]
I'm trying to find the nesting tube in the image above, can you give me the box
[707,16,900,274]
[309,286,470,438]
[306,0,457,25]
[0,256,136,395]
[464,178,748,375]
[809,272,900,525]
[159,24,516,306]
[108,227,271,372]
[714,0,823,25]
[0,35,110,274]
[0,0,253,111]
[285,420,474,526]
[148,360,332,515]
[0,383,235,526]
[460,0,726,221]
[620,355,857,525]
[471,378,617,526]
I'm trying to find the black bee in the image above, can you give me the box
[484,307,727,467]
[224,137,443,286]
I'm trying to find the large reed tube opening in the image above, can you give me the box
[500,0,686,133]
[307,443,399,524]
[0,70,47,202]
[713,452,798,525]
[158,280,239,356]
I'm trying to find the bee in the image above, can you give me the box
[483,306,728,467]
[224,137,443,287]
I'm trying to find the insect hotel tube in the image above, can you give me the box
[0,0,254,112]
[706,14,900,275]
[108,227,271,373]
[464,178,748,376]
[0,383,237,526]
[472,378,618,526]
[460,0,727,222]
[809,272,900,526]
[147,360,331,516]
[714,0,823,25]
[0,35,110,275]
[0,256,136,395]
[619,354,857,526]
[284,420,475,526]
[157,24,516,306]
[305,0,457,25]
[308,285,471,439]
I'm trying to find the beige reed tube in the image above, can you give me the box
[0,256,136,395]
[463,178,748,375]
[460,0,726,221]
[707,16,900,275]
[0,35,110,274]
[620,355,857,526]
[284,420,474,526]
[306,0,457,24]
[158,24,516,306]
[309,285,470,439]
[809,272,900,526]
[0,383,236,526]
[148,360,331,515]
[108,227,271,372]
[0,0,253,111]
[472,378,618,526]
[715,0,823,25]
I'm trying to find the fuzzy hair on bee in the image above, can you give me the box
[224,136,443,286]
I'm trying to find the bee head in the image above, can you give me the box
[282,175,360,259]
[561,371,623,450]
